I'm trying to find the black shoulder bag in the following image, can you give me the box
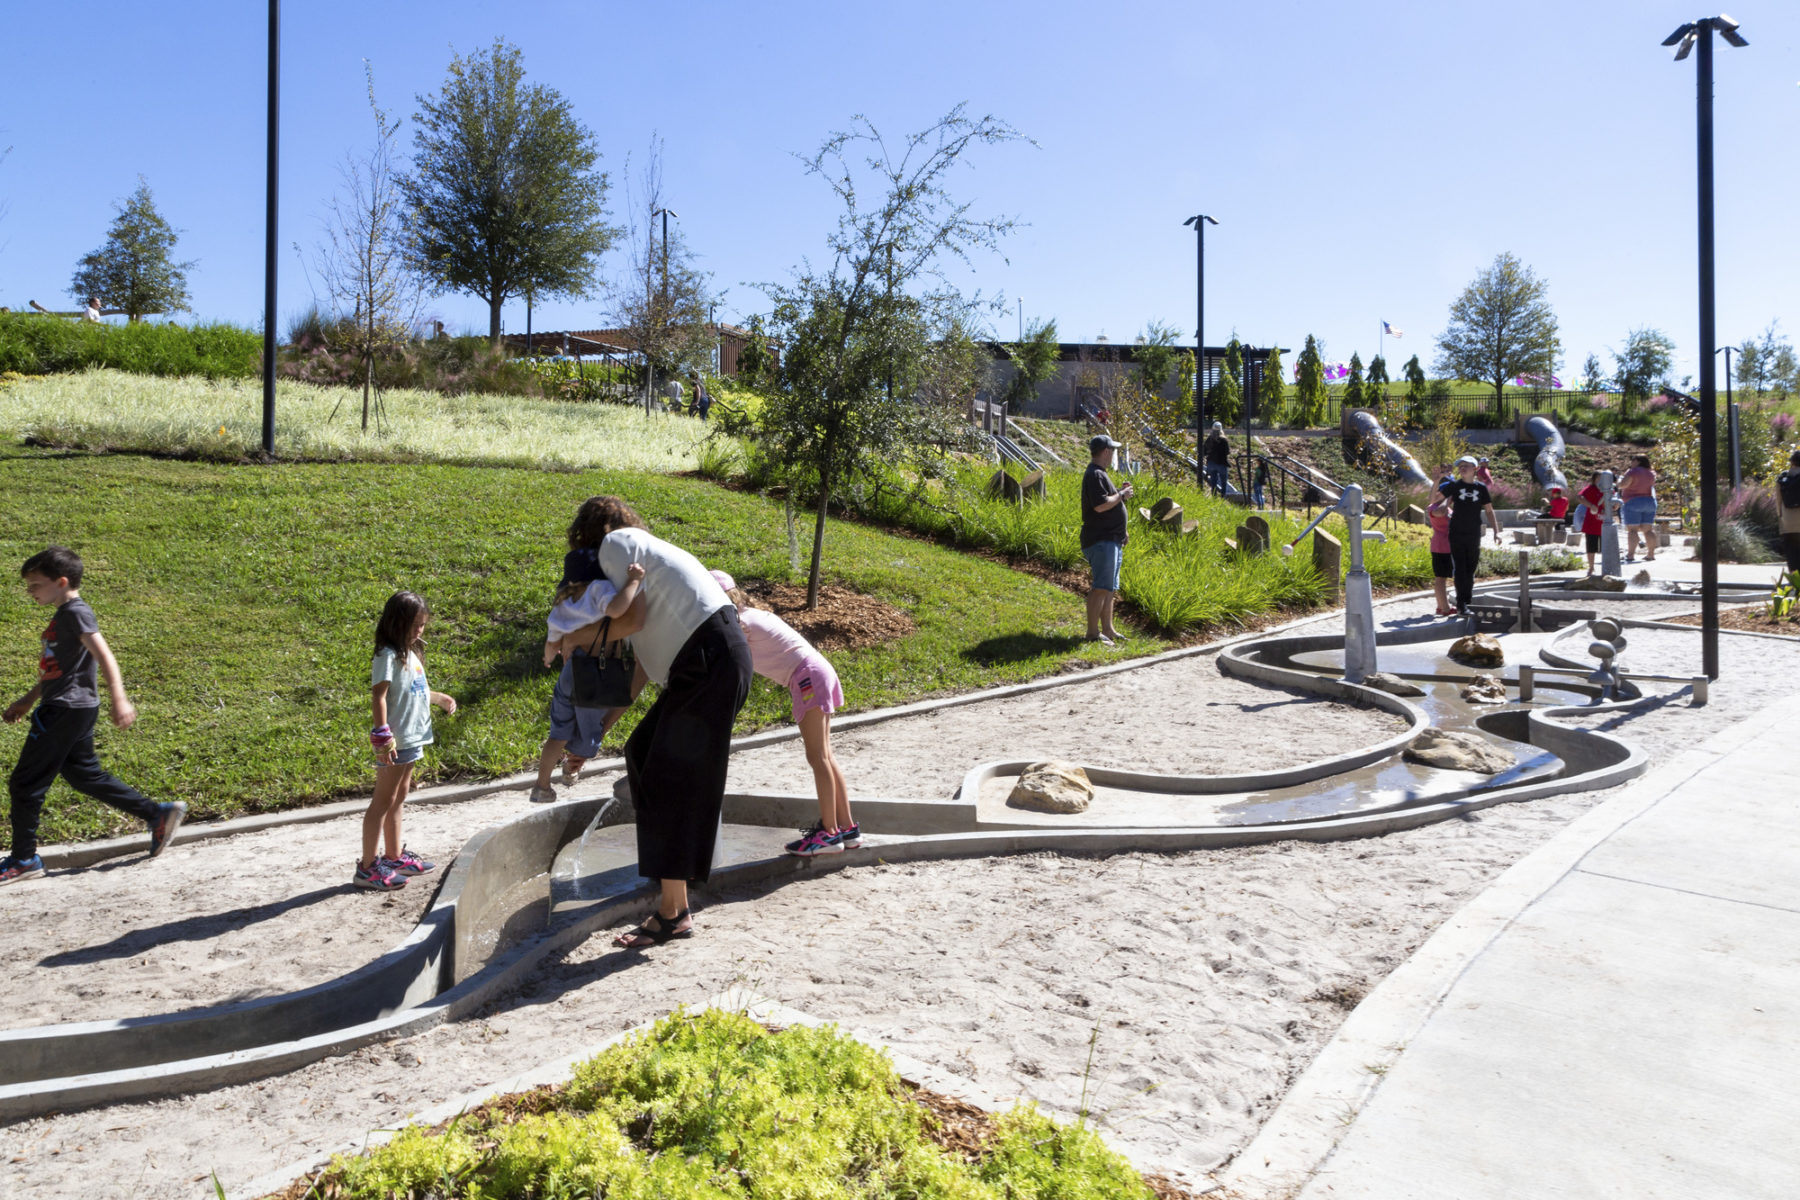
[570,618,634,709]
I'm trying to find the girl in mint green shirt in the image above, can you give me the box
[360,591,457,891]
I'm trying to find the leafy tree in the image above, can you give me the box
[1133,320,1182,398]
[1260,345,1286,426]
[609,136,715,402]
[1403,354,1428,420]
[1736,322,1794,398]
[311,65,428,431]
[1581,352,1606,393]
[1367,354,1389,387]
[734,313,773,387]
[1610,327,1675,418]
[1001,317,1059,410]
[742,107,1023,608]
[402,39,617,349]
[68,177,194,321]
[1294,333,1329,427]
[1434,251,1560,417]
[1209,336,1243,424]
[1342,351,1366,409]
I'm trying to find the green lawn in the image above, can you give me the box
[0,368,714,471]
[0,449,1154,847]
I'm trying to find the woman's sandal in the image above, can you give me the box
[614,908,692,949]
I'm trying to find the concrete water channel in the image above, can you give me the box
[0,581,1746,1121]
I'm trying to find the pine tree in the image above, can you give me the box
[1295,334,1329,427]
[69,178,194,321]
[1343,352,1366,409]
[1260,345,1286,427]
[1403,353,1428,420]
[1209,336,1243,424]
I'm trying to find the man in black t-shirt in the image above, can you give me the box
[1080,435,1133,644]
[1438,456,1503,614]
[1202,421,1231,494]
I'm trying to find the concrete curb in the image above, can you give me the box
[35,594,1410,872]
[1216,697,1798,1200]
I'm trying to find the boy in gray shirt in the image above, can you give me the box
[2,547,184,884]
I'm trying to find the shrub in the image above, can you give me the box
[1772,412,1795,443]
[1695,517,1777,564]
[1721,484,1780,539]
[0,312,261,378]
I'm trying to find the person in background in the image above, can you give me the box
[1439,456,1503,615]
[1577,471,1607,575]
[1252,458,1270,510]
[1202,421,1231,494]
[1618,454,1658,563]
[1545,484,1570,525]
[1427,493,1455,617]
[1777,449,1800,581]
[1080,435,1132,645]
[691,373,713,421]
[1474,457,1495,488]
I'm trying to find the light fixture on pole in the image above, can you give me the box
[1663,13,1747,681]
[1183,214,1218,492]
[261,0,280,456]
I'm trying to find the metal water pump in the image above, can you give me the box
[1283,483,1385,684]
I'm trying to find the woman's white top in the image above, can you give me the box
[597,527,730,686]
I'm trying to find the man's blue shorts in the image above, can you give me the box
[1083,539,1123,592]
[548,655,609,758]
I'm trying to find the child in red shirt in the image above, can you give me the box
[1578,475,1605,574]
[1546,485,1570,522]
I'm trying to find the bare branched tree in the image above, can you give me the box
[607,136,716,409]
[314,64,429,431]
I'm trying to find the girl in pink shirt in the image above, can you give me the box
[1427,494,1454,617]
[710,571,855,858]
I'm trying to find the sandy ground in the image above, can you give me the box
[4,664,1397,1031]
[4,597,1795,1199]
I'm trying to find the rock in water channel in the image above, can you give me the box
[1404,728,1513,774]
[1006,761,1095,814]
[1448,633,1505,667]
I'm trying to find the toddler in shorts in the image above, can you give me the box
[711,571,856,857]
[529,549,643,802]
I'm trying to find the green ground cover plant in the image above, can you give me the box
[0,313,262,379]
[0,369,715,471]
[0,450,1149,847]
[278,1007,1162,1200]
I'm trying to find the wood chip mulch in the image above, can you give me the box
[1656,605,1800,637]
[738,580,917,653]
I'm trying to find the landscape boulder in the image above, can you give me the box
[1404,728,1513,774]
[1361,671,1425,697]
[1006,761,1095,814]
[1448,632,1505,667]
[1459,673,1508,704]
[1573,574,1628,592]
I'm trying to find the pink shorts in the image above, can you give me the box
[786,652,844,725]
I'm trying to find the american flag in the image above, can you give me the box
[1382,321,1404,337]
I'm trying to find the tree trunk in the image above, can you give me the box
[488,295,504,352]
[362,350,373,432]
[807,461,831,611]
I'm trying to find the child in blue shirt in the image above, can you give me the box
[360,591,457,891]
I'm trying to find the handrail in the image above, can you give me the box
[1005,418,1067,465]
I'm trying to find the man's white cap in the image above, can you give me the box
[1455,454,1479,467]
[1212,421,1224,431]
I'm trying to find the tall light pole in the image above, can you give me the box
[261,0,280,456]
[649,207,677,413]
[1718,345,1740,490]
[1183,214,1218,492]
[1663,14,1747,681]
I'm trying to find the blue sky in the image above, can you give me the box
[2,1,1795,385]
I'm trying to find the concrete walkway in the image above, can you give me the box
[1230,689,1800,1199]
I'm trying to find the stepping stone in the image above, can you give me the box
[1402,504,1428,525]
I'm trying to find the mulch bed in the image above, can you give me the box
[1656,605,1800,637]
[739,579,918,653]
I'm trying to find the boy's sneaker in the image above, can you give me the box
[149,802,187,858]
[527,785,558,804]
[353,860,407,890]
[380,847,436,876]
[835,823,862,850]
[785,822,843,858]
[0,855,46,886]
[562,755,588,784]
